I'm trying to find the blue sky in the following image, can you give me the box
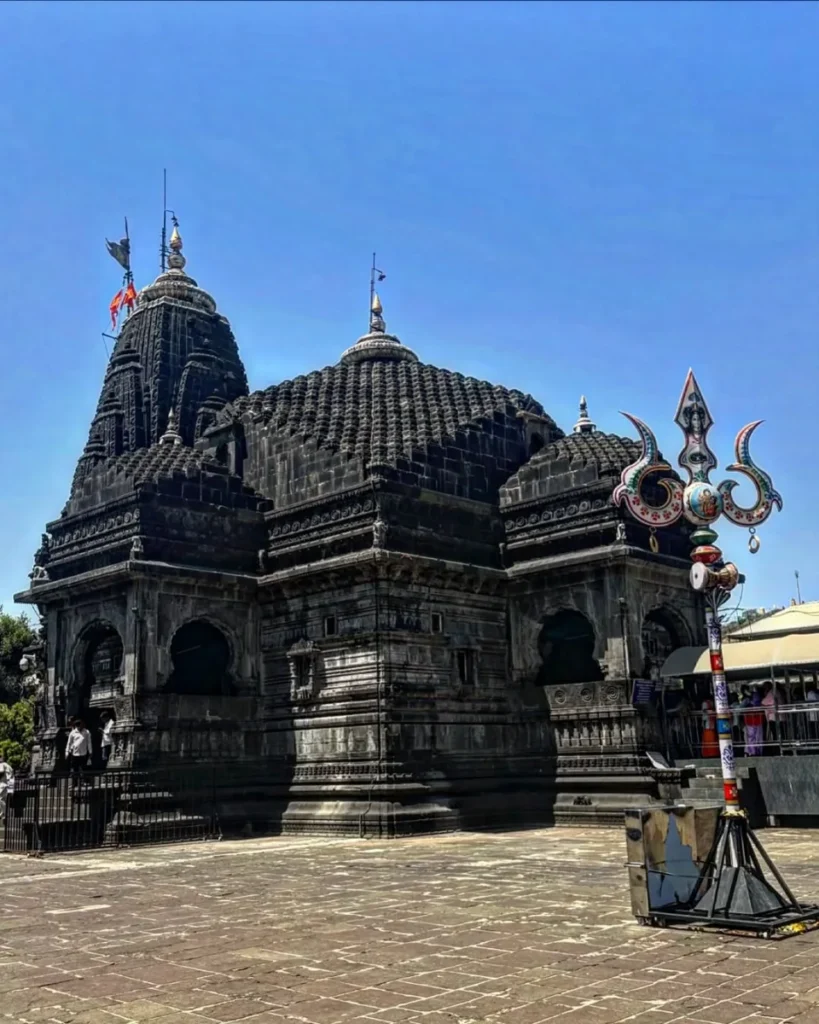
[1,0,816,615]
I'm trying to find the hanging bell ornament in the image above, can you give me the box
[749,528,760,555]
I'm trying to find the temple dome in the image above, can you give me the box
[500,397,680,511]
[213,293,559,499]
[532,429,641,476]
[221,357,554,469]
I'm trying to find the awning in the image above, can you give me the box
[660,633,819,678]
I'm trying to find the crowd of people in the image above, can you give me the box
[668,679,819,759]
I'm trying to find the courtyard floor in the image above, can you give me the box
[4,827,819,1024]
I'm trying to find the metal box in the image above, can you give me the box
[625,804,720,921]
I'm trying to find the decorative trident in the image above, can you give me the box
[613,370,782,813]
[613,370,781,552]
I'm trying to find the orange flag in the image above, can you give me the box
[122,280,138,313]
[109,289,124,329]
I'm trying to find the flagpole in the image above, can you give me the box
[124,216,132,285]
[370,253,376,330]
[368,254,386,330]
[160,169,167,272]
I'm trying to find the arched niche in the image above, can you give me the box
[68,621,124,727]
[73,621,124,690]
[641,607,686,679]
[166,619,233,696]
[537,609,603,687]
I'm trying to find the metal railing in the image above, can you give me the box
[3,765,221,854]
[664,702,819,761]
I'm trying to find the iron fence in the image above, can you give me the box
[664,702,819,762]
[3,765,221,854]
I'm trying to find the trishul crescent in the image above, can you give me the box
[612,370,782,530]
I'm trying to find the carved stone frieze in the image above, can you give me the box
[503,496,608,536]
[49,504,141,558]
[269,498,375,543]
[546,680,627,711]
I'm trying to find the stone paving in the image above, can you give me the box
[3,827,819,1024]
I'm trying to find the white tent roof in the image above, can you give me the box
[661,632,819,678]
[725,602,819,641]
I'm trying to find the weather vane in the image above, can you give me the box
[613,371,819,936]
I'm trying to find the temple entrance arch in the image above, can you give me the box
[71,622,123,713]
[166,620,233,696]
[69,622,124,767]
[537,609,603,687]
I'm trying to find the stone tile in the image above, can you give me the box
[197,1000,277,1021]
[339,988,417,1009]
[109,1000,177,1020]
[52,1012,134,1024]
[268,998,359,1022]
[756,1001,813,1020]
[687,1001,760,1023]
[353,1012,418,1023]
[160,988,230,1010]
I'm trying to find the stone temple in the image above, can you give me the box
[16,226,704,835]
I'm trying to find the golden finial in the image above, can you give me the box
[167,217,186,271]
[370,291,385,333]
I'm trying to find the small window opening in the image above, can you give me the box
[324,615,337,637]
[294,655,310,690]
[457,650,475,687]
[431,612,444,634]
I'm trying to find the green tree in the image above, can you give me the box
[0,699,34,770]
[0,607,36,705]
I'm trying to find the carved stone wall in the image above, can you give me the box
[258,557,554,834]
[507,545,701,824]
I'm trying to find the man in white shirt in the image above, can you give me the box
[0,759,13,822]
[65,719,92,776]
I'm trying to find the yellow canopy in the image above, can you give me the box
[661,633,819,678]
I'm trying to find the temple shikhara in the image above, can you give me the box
[16,223,705,835]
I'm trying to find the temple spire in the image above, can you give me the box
[160,408,183,446]
[573,395,596,434]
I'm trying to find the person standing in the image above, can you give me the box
[701,698,719,758]
[0,758,13,823]
[761,681,779,750]
[65,719,92,777]
[100,713,115,768]
[744,689,765,756]
[807,684,819,740]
